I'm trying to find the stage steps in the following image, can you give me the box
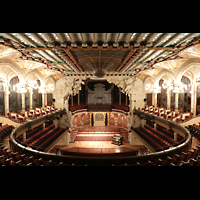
[70,128,78,143]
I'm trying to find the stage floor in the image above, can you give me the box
[56,141,144,152]
[53,126,145,155]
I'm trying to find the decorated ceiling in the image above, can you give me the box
[0,33,200,81]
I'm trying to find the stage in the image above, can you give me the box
[52,126,145,157]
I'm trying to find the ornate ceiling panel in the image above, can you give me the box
[0,33,200,78]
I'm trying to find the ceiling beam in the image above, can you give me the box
[55,33,65,43]
[162,33,183,47]
[29,33,47,47]
[175,33,197,47]
[136,33,147,43]
[26,46,173,51]
[41,33,55,43]
[16,33,38,47]
[3,33,22,44]
[80,33,85,43]
[147,33,161,43]
[127,33,135,43]
[153,33,172,47]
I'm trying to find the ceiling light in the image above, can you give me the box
[103,43,108,47]
[92,43,98,48]
[82,43,88,48]
[61,42,67,47]
[47,42,54,47]
[71,42,77,47]
[124,43,130,47]
[113,42,119,47]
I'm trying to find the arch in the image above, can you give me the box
[176,58,200,82]
[144,75,155,86]
[0,59,25,81]
[44,75,56,86]
[25,69,45,85]
[154,69,176,86]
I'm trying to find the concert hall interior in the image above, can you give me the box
[1,33,200,166]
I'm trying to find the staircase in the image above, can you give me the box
[73,126,129,142]
[74,126,121,142]
[70,128,78,143]
[120,128,129,143]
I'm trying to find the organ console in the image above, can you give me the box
[111,134,123,146]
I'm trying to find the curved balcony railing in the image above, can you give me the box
[9,108,192,166]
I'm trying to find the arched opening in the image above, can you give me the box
[32,79,42,109]
[157,79,167,109]
[144,78,154,106]
[9,76,22,113]
[178,76,191,112]
[0,78,5,115]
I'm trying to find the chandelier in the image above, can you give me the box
[16,80,54,93]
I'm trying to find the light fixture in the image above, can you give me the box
[92,43,98,48]
[103,43,108,47]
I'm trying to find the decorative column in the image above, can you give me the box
[152,93,155,106]
[44,93,47,107]
[21,93,25,112]
[191,82,197,116]
[173,84,180,111]
[29,88,33,109]
[154,93,158,107]
[175,93,179,111]
[4,83,9,116]
[167,90,171,109]
[42,93,45,107]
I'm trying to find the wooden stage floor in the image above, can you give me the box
[55,141,144,155]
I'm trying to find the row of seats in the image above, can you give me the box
[0,144,77,166]
[141,105,193,122]
[22,124,55,146]
[144,124,180,146]
[7,106,58,123]
[0,124,14,142]
[113,147,200,166]
[186,124,200,140]
[134,127,164,151]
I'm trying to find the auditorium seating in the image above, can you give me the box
[113,102,129,112]
[20,124,65,152]
[141,105,193,123]
[7,106,58,122]
[0,122,199,166]
[69,102,85,112]
[134,125,180,152]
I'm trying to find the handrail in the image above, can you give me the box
[9,108,192,166]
